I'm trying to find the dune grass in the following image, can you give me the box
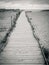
[0,9,21,52]
[25,10,49,65]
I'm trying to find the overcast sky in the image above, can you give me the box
[0,0,49,9]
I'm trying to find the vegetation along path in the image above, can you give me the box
[0,11,45,65]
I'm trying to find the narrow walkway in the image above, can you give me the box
[0,11,45,65]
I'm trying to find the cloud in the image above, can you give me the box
[32,4,49,9]
[0,0,49,4]
[31,0,49,4]
[0,0,49,9]
[0,1,12,8]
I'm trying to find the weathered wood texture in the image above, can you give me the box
[0,11,45,65]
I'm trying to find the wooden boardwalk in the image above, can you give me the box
[0,11,45,65]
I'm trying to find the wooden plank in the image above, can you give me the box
[4,47,41,51]
[0,55,44,60]
[0,63,45,65]
[1,51,42,56]
[0,59,44,64]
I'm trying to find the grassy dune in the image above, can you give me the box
[26,10,49,64]
[0,9,21,52]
